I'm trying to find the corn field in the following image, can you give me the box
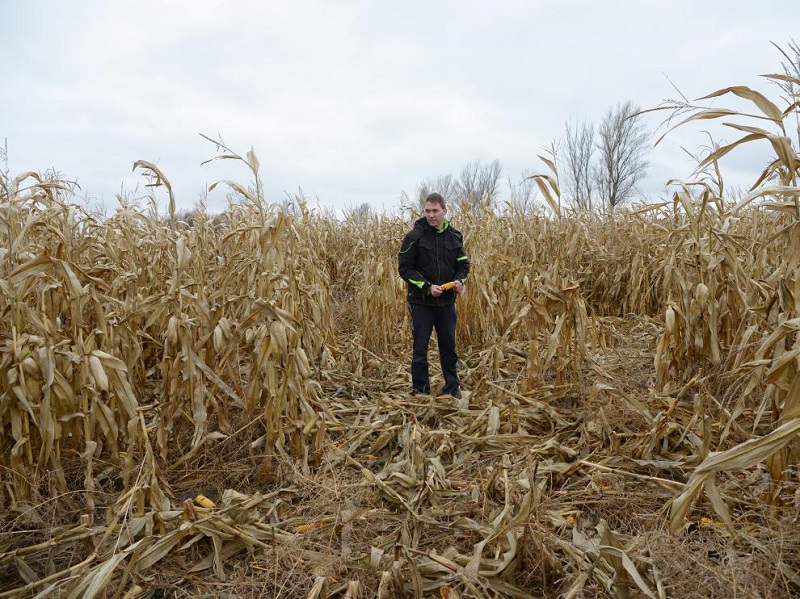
[1,74,799,598]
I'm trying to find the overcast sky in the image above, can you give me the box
[2,1,798,215]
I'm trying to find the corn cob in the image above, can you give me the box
[194,494,216,508]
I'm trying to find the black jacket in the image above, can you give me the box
[398,217,470,306]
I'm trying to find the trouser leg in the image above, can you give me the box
[435,303,460,396]
[409,303,434,393]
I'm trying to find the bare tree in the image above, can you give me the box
[562,119,596,211]
[1,138,6,169]
[596,101,650,211]
[0,138,9,195]
[346,201,372,222]
[506,170,540,214]
[455,159,502,213]
[417,174,457,208]
[412,160,503,214]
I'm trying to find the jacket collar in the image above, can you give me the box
[414,216,450,233]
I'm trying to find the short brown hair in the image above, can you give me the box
[424,192,447,210]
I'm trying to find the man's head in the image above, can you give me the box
[423,193,448,229]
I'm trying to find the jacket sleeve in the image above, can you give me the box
[398,231,431,293]
[454,242,469,284]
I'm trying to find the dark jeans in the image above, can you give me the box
[409,302,460,396]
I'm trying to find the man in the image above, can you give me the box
[398,193,469,398]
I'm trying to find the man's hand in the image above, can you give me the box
[455,280,464,293]
[430,284,443,297]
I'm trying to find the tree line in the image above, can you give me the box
[407,100,650,215]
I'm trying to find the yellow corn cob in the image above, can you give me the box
[297,520,328,533]
[700,517,725,529]
[194,494,216,509]
[440,281,457,291]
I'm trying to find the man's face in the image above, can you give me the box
[424,201,447,229]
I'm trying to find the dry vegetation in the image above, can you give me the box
[1,70,800,598]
